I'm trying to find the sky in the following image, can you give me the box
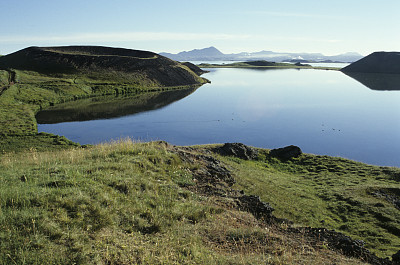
[0,0,399,56]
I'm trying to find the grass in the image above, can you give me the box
[0,69,205,151]
[0,56,398,263]
[0,139,373,264]
[217,151,400,258]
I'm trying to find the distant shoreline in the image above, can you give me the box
[197,61,341,71]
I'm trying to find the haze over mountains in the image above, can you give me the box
[160,46,363,63]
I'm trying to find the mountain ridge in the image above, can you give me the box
[160,46,363,62]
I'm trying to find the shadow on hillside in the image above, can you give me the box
[36,87,199,124]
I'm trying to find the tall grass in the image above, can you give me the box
[0,140,370,264]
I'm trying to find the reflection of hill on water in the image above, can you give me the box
[36,87,199,124]
[343,72,400,91]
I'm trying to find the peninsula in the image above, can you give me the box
[0,46,208,137]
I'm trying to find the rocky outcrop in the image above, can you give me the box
[269,145,302,160]
[341,52,400,74]
[392,250,400,264]
[237,194,274,219]
[162,142,395,264]
[213,142,259,160]
[288,227,393,265]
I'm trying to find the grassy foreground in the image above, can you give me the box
[1,139,399,264]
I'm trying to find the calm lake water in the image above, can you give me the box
[37,68,400,167]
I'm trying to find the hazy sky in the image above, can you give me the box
[1,0,398,55]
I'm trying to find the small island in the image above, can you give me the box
[197,60,341,70]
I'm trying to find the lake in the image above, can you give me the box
[37,68,400,167]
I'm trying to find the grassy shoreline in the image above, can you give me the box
[0,68,207,152]
[1,140,399,264]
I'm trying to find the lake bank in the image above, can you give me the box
[37,68,400,167]
[1,140,399,263]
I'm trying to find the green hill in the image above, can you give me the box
[0,46,208,87]
[0,46,208,136]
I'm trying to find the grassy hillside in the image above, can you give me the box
[0,46,208,146]
[3,140,399,264]
[0,46,209,87]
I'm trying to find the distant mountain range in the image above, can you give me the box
[160,46,364,63]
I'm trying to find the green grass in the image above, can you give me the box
[0,133,82,153]
[218,151,400,258]
[0,140,371,264]
[0,61,398,264]
[0,69,206,150]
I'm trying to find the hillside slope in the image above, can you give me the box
[1,141,399,264]
[0,46,208,87]
[341,52,400,74]
[0,46,209,136]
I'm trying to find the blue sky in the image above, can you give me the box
[1,0,399,55]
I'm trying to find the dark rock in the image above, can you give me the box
[288,227,393,265]
[175,149,235,186]
[393,250,400,264]
[269,145,302,160]
[214,143,258,160]
[372,188,400,210]
[236,194,274,219]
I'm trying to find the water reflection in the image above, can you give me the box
[37,68,400,167]
[36,87,199,124]
[343,72,400,91]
